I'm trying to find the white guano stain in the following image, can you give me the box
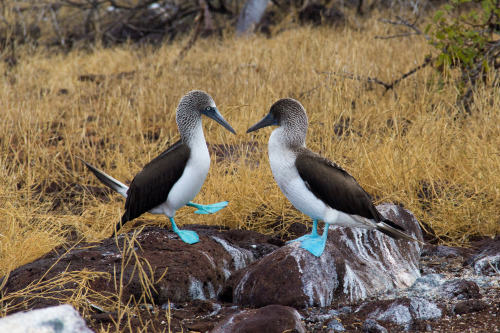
[221,259,231,280]
[290,246,338,307]
[189,277,206,300]
[211,236,255,271]
[234,270,251,299]
[343,263,368,302]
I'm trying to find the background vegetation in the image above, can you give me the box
[0,1,498,330]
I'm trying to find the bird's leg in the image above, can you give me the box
[300,222,330,257]
[287,219,319,243]
[169,217,199,244]
[186,201,229,214]
[311,219,319,237]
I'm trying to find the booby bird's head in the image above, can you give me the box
[246,98,308,146]
[177,90,236,136]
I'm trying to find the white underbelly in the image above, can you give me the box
[269,142,327,221]
[279,174,328,220]
[161,151,210,217]
[272,164,375,228]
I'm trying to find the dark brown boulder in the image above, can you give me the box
[1,226,278,311]
[439,279,482,300]
[211,305,305,333]
[452,299,489,315]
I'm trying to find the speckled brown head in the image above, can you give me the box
[176,90,235,141]
[247,98,308,147]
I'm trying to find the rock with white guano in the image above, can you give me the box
[465,236,500,276]
[362,319,388,333]
[355,297,442,330]
[221,203,423,308]
[1,226,278,308]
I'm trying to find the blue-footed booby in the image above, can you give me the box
[78,90,235,244]
[247,98,418,257]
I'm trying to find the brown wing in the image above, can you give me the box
[295,148,383,221]
[122,140,190,223]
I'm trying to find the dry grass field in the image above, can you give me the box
[0,12,498,330]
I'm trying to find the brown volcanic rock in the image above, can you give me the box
[2,209,500,332]
[465,236,500,276]
[439,279,481,300]
[220,237,344,308]
[355,297,443,326]
[211,305,306,333]
[221,203,423,308]
[452,299,489,315]
[1,226,278,311]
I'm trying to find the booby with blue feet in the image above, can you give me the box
[78,90,235,244]
[247,98,419,257]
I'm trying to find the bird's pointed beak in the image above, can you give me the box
[246,113,278,133]
[204,107,236,134]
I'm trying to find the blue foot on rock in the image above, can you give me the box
[187,201,229,214]
[300,222,330,257]
[300,236,327,257]
[175,229,200,244]
[169,217,199,244]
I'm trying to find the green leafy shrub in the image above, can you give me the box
[425,0,499,111]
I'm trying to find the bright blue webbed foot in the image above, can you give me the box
[175,229,200,244]
[169,217,199,244]
[288,220,329,257]
[300,236,327,257]
[187,201,229,214]
[300,222,330,257]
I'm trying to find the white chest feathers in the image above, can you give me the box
[164,136,210,216]
[268,129,327,220]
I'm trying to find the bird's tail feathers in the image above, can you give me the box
[381,219,405,231]
[376,220,423,244]
[76,156,129,198]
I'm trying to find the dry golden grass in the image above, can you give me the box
[0,15,498,303]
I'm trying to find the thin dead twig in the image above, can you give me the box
[49,6,64,45]
[174,0,211,64]
[392,57,432,87]
[298,85,322,99]
[375,32,419,39]
[174,12,203,65]
[378,15,430,40]
[319,69,392,91]
[317,57,432,98]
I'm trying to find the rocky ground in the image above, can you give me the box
[120,237,500,333]
[0,205,498,332]
[303,241,500,332]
